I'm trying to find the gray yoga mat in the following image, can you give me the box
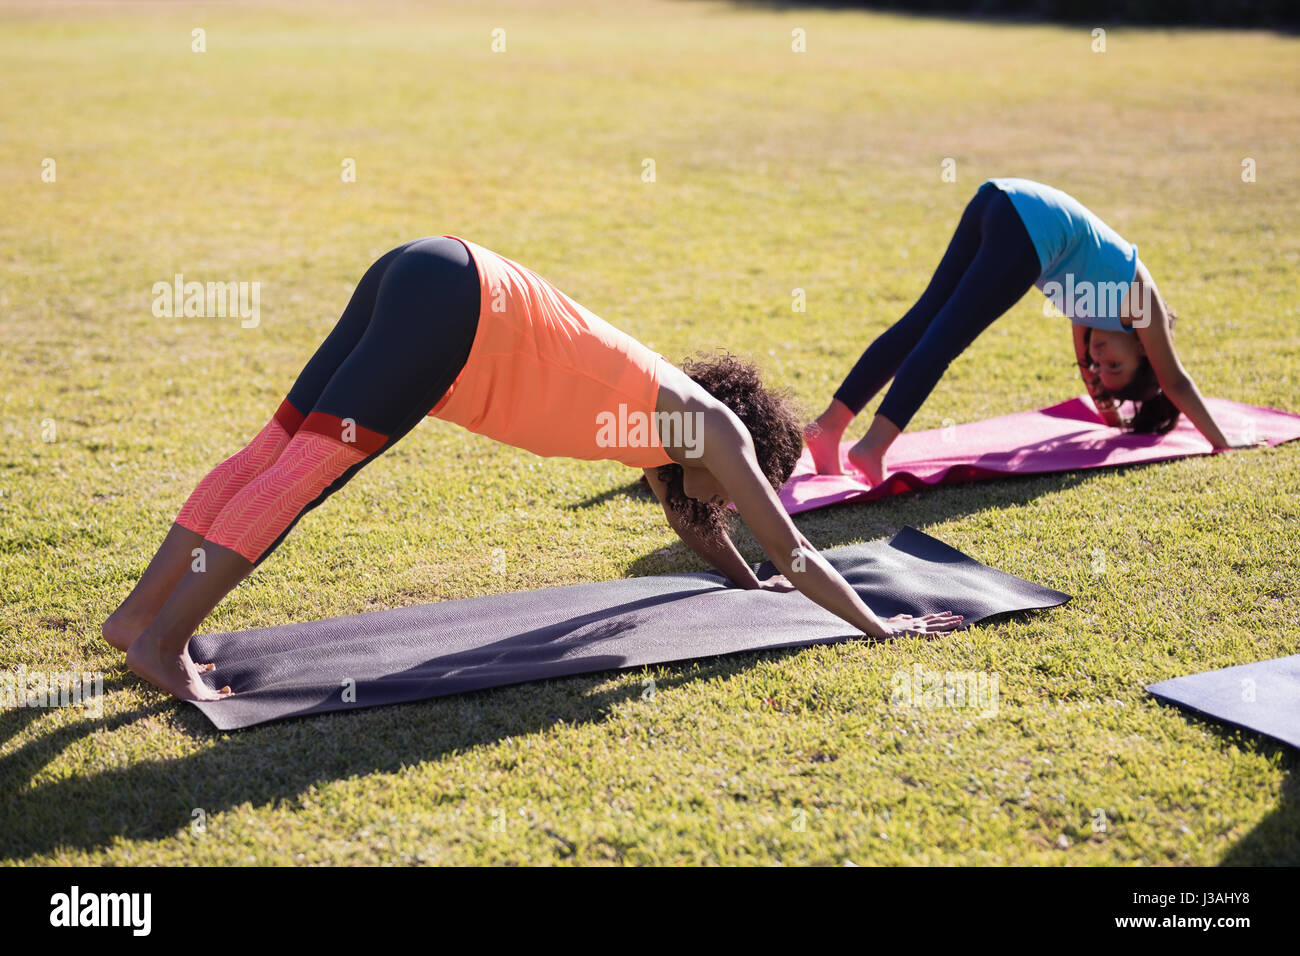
[1147,655,1300,750]
[188,526,1070,730]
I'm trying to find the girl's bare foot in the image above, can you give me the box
[805,400,856,475]
[845,413,901,487]
[126,635,231,701]
[804,420,845,475]
[846,438,887,487]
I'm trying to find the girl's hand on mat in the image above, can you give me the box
[756,573,797,593]
[882,612,963,636]
[1216,438,1267,451]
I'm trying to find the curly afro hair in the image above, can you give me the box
[655,352,804,544]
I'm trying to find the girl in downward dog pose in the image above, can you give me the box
[805,178,1249,481]
[105,236,960,701]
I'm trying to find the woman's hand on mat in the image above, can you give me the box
[755,573,797,593]
[880,612,964,636]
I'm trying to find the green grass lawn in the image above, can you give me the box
[2,0,1298,865]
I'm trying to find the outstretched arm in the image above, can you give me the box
[696,405,961,639]
[1131,264,1235,449]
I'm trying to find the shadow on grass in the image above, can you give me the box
[2,466,1087,861]
[626,466,1099,577]
[1221,764,1300,866]
[0,673,140,748]
[7,649,1297,862]
[0,652,780,861]
[564,479,651,511]
[6,463,1282,862]
[1146,707,1300,867]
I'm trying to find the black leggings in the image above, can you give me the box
[260,236,482,564]
[175,236,480,567]
[833,182,1041,431]
[286,236,480,436]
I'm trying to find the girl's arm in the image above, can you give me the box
[1073,324,1126,427]
[1131,264,1236,449]
[696,404,961,639]
[642,467,788,590]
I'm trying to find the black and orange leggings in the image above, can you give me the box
[175,237,480,567]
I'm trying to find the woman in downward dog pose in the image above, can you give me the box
[805,178,1249,481]
[105,236,961,701]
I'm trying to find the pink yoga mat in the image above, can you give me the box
[780,396,1300,515]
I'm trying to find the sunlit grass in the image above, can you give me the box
[1,0,1297,865]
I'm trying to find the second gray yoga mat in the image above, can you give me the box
[1147,656,1300,750]
[189,526,1070,730]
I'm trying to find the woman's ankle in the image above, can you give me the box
[102,607,148,650]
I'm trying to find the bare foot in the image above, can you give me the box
[102,614,216,674]
[126,635,231,701]
[846,438,887,487]
[804,419,846,475]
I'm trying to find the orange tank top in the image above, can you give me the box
[429,237,675,469]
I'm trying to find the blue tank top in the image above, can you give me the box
[987,178,1139,333]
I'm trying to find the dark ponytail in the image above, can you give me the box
[1126,387,1179,434]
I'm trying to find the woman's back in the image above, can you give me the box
[431,237,674,468]
[985,177,1138,328]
